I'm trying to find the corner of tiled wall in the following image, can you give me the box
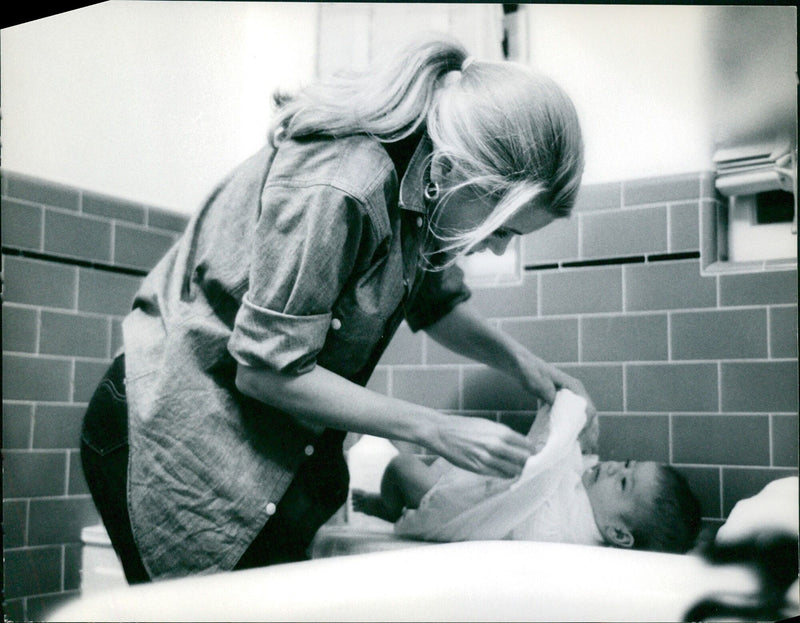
[2,169,189,620]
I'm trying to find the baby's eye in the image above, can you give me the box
[621,477,627,491]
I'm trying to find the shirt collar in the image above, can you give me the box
[399,134,433,215]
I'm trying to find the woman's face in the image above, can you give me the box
[433,187,556,256]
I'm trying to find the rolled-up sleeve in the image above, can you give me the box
[405,263,472,332]
[228,182,367,374]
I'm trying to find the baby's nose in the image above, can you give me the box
[606,461,623,475]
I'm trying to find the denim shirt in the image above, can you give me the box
[122,132,471,579]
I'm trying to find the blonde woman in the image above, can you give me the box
[80,35,597,583]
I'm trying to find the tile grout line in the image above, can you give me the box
[666,311,672,362]
[480,302,796,324]
[61,544,67,593]
[64,451,71,497]
[28,404,37,451]
[622,363,627,413]
[765,307,772,359]
[73,265,80,311]
[621,265,627,313]
[70,359,77,404]
[25,499,31,549]
[34,308,42,355]
[2,246,149,278]
[668,413,674,464]
[38,204,46,252]
[666,203,672,253]
[768,414,774,467]
[110,220,117,265]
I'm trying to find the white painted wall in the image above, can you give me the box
[523,4,715,184]
[1,1,317,214]
[3,3,723,214]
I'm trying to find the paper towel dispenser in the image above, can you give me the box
[714,141,795,197]
[712,142,797,263]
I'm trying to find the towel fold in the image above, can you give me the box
[395,389,603,546]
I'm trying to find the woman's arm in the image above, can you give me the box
[235,363,534,478]
[424,302,599,453]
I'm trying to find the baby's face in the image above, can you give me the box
[582,460,660,528]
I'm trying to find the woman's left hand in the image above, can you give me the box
[515,352,599,454]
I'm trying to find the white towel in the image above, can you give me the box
[395,390,603,545]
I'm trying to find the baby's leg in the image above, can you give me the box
[352,455,440,522]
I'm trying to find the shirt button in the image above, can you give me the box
[331,318,342,330]
[265,502,277,516]
[304,444,315,456]
[416,216,424,228]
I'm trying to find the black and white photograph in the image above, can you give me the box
[1,2,797,621]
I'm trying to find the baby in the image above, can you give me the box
[352,390,701,554]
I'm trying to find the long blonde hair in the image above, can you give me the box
[271,35,584,265]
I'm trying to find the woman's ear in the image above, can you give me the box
[603,523,634,549]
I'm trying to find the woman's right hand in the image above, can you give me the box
[237,362,534,479]
[427,414,534,479]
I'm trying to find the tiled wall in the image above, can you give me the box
[1,171,188,621]
[2,169,798,617]
[372,171,799,534]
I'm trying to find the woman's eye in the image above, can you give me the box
[493,229,512,239]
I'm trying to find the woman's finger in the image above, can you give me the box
[469,449,524,479]
[490,454,528,478]
[492,436,533,464]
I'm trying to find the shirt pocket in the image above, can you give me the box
[317,297,393,379]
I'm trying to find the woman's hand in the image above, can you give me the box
[237,362,535,479]
[514,352,599,454]
[427,414,534,479]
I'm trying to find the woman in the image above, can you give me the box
[81,35,596,582]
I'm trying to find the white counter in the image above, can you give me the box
[50,538,796,622]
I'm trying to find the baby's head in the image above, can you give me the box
[582,460,701,553]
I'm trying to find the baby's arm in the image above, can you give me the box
[352,455,440,522]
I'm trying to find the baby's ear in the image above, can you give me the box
[604,524,634,549]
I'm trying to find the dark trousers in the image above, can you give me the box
[80,355,150,583]
[80,355,348,583]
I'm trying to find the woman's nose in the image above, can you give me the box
[487,236,511,256]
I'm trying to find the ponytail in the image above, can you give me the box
[270,36,468,143]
